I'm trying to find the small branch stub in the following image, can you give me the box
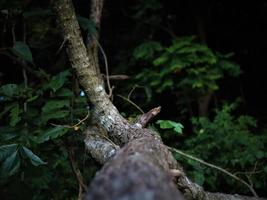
[136,106,161,128]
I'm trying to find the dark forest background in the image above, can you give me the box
[0,0,267,199]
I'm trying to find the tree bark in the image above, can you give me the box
[52,0,265,200]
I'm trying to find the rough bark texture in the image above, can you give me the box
[85,135,184,200]
[86,0,103,82]
[52,0,137,145]
[52,0,266,200]
[84,125,119,164]
[52,1,184,199]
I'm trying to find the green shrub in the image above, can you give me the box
[175,102,267,194]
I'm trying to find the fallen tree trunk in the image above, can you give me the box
[52,0,265,199]
[85,130,184,200]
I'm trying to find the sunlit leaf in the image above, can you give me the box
[156,120,183,134]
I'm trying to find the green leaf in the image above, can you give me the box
[37,127,69,143]
[133,41,162,60]
[26,95,39,102]
[160,79,173,90]
[144,86,152,102]
[256,151,264,159]
[11,41,33,63]
[0,150,20,177]
[192,80,203,89]
[48,70,70,92]
[21,146,46,166]
[219,60,241,77]
[157,120,173,129]
[0,103,16,118]
[77,16,97,34]
[0,84,18,97]
[156,120,184,134]
[192,171,205,185]
[9,104,22,127]
[56,88,73,97]
[42,100,70,113]
[0,126,19,141]
[40,111,69,125]
[153,55,168,66]
[0,144,18,162]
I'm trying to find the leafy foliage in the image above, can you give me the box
[133,41,162,60]
[0,144,18,162]
[77,15,97,34]
[21,146,47,166]
[0,66,95,198]
[0,0,266,198]
[175,102,267,194]
[11,41,33,63]
[0,39,93,199]
[134,37,241,94]
[156,120,183,134]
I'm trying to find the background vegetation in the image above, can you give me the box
[0,0,267,199]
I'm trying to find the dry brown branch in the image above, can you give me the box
[136,106,161,127]
[102,74,129,80]
[65,144,87,199]
[50,110,89,131]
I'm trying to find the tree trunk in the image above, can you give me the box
[52,0,265,200]
[198,90,213,117]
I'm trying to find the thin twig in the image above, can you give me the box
[50,110,90,130]
[23,18,26,43]
[94,37,113,97]
[56,39,67,55]
[11,22,16,44]
[127,84,147,100]
[117,94,144,114]
[102,74,129,80]
[22,21,28,113]
[65,143,87,198]
[168,147,258,197]
[22,69,28,112]
[128,84,138,100]
[235,162,261,176]
[235,170,262,176]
